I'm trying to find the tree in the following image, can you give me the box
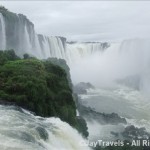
[23,53,30,59]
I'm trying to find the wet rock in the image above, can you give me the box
[78,104,127,125]
[74,82,95,94]
[121,125,150,140]
[36,126,49,141]
[110,131,119,137]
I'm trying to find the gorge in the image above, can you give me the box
[0,6,150,150]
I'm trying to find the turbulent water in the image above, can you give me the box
[1,9,150,148]
[0,105,91,150]
[69,39,150,142]
[79,85,150,141]
[70,38,150,95]
[1,12,150,91]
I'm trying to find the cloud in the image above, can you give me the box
[1,1,150,42]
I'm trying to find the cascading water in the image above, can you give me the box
[0,10,67,60]
[1,8,150,146]
[70,38,150,94]
[66,42,109,64]
[0,10,109,66]
[0,13,6,50]
[1,8,150,93]
[0,105,91,150]
[47,37,66,59]
[71,38,150,142]
[35,33,43,58]
[42,36,51,58]
[1,11,150,94]
[23,24,32,54]
[58,38,67,59]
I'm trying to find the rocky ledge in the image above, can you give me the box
[74,82,95,94]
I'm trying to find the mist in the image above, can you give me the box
[69,38,150,94]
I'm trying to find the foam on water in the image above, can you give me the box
[0,105,91,150]
[79,85,150,140]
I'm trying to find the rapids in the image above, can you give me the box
[0,105,91,150]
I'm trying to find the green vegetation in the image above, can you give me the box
[0,49,20,65]
[0,6,8,12]
[76,116,89,137]
[45,57,72,88]
[0,50,88,137]
[0,6,88,138]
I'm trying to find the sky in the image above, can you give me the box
[1,1,150,42]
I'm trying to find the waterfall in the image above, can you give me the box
[70,38,150,95]
[0,105,91,150]
[23,25,32,54]
[48,37,65,59]
[34,33,43,58]
[0,11,67,60]
[66,42,108,64]
[118,39,150,94]
[0,13,6,50]
[23,23,43,59]
[58,37,66,59]
[0,10,108,63]
[1,9,150,94]
[42,36,51,58]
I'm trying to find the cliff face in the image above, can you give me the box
[0,7,67,59]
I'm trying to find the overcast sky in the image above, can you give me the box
[1,1,150,42]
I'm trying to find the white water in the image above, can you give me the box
[35,34,43,58]
[0,13,67,60]
[66,43,106,64]
[1,11,150,146]
[49,37,66,59]
[70,38,150,95]
[69,38,150,141]
[23,25,32,54]
[0,13,6,50]
[0,105,91,150]
[79,85,150,141]
[28,35,66,60]
[42,36,51,58]
[16,34,150,94]
[1,12,150,94]
[0,14,108,63]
